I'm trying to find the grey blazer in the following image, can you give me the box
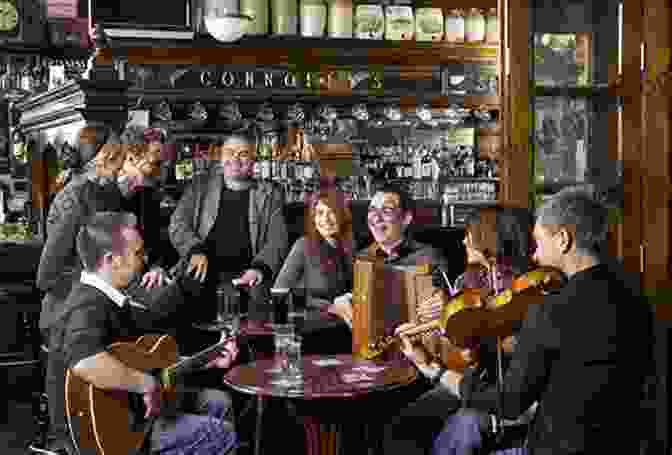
[168,171,289,281]
[273,236,353,309]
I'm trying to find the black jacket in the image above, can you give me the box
[122,187,178,270]
[461,261,654,454]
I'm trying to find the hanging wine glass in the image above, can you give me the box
[445,74,467,95]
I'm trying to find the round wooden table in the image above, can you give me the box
[223,353,417,455]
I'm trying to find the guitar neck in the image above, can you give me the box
[163,335,234,381]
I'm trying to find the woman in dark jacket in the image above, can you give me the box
[273,185,353,353]
[274,186,353,311]
[386,206,541,455]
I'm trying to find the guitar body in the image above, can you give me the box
[65,334,179,455]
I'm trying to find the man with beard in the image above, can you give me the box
[169,127,288,336]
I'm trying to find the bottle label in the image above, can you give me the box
[415,8,443,42]
[355,5,384,39]
[301,3,327,36]
[329,3,353,37]
[385,6,414,40]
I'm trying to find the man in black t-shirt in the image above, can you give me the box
[60,211,239,455]
[169,127,288,325]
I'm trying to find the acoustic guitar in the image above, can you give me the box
[65,334,234,455]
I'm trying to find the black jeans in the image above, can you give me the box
[382,385,462,455]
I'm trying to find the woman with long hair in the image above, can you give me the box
[387,205,540,455]
[273,184,354,314]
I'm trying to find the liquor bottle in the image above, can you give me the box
[421,148,433,179]
[279,158,289,181]
[271,288,290,325]
[271,155,280,181]
[413,146,422,180]
[464,146,476,177]
[392,140,404,178]
[304,159,315,181]
[260,144,272,181]
[404,143,413,178]
[431,148,441,181]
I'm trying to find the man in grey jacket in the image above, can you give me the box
[168,127,289,324]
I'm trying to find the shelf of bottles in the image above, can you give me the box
[160,100,501,212]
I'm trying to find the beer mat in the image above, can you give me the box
[341,373,374,383]
[350,365,388,373]
[312,358,344,366]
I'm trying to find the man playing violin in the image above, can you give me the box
[398,187,654,455]
[382,205,536,455]
[59,212,239,455]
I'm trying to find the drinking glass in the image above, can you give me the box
[271,288,290,325]
[284,335,303,385]
[271,323,295,373]
[217,286,241,336]
[288,292,307,333]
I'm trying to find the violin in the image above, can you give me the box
[363,266,565,364]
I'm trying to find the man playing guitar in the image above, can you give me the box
[57,211,239,455]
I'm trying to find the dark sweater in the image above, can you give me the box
[190,188,253,280]
[59,283,144,369]
[121,187,178,269]
[273,236,353,307]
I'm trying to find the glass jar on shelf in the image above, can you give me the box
[272,0,299,34]
[384,2,414,41]
[464,8,485,43]
[241,0,269,34]
[354,0,384,39]
[301,0,327,37]
[444,9,465,43]
[415,3,443,42]
[328,0,353,37]
[485,8,498,44]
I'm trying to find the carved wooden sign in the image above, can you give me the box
[124,64,391,92]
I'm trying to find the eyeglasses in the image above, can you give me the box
[367,207,401,219]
